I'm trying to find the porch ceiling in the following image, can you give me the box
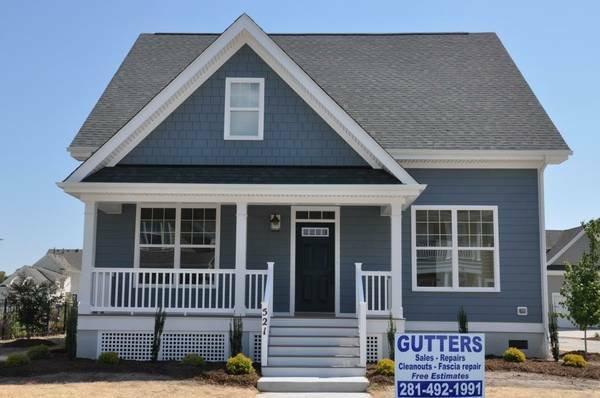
[82,165,403,185]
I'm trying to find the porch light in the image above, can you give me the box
[270,214,281,231]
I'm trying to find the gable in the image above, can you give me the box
[120,45,367,167]
[551,233,589,267]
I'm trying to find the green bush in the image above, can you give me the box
[563,353,587,368]
[181,353,205,368]
[503,347,526,363]
[98,352,120,365]
[26,345,50,360]
[375,358,395,376]
[4,353,31,367]
[226,353,254,375]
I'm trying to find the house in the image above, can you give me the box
[547,226,589,329]
[59,14,570,385]
[0,249,81,306]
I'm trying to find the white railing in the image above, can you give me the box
[90,268,238,313]
[261,262,274,367]
[355,262,367,367]
[360,270,392,315]
[245,270,269,313]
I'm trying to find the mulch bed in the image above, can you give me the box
[0,351,259,386]
[0,338,56,348]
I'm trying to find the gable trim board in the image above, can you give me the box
[546,229,586,267]
[65,14,417,186]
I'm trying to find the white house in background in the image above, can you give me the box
[546,226,591,329]
[58,14,570,393]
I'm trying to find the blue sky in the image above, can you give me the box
[0,1,598,273]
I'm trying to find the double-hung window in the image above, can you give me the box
[224,77,264,140]
[137,205,219,269]
[412,206,499,292]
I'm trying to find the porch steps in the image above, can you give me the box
[260,316,366,388]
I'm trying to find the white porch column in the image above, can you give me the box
[79,200,97,315]
[234,202,248,315]
[390,201,404,319]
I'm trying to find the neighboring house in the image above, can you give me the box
[0,249,82,306]
[547,226,589,329]
[59,15,570,384]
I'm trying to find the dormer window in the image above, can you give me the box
[224,77,264,140]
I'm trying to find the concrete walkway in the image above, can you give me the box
[559,329,600,353]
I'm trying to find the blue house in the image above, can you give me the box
[60,14,570,389]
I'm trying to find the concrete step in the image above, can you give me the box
[270,335,358,346]
[261,366,366,378]
[268,354,360,367]
[269,345,359,356]
[257,376,369,393]
[270,325,358,337]
[271,317,357,328]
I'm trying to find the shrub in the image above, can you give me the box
[4,353,31,367]
[549,311,560,361]
[181,353,205,368]
[375,358,395,376]
[98,352,120,365]
[229,316,243,356]
[26,345,50,360]
[503,347,526,363]
[65,298,78,359]
[457,306,468,333]
[386,314,397,361]
[226,353,254,375]
[563,353,587,368]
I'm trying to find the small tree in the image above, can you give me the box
[229,316,243,356]
[387,314,397,360]
[560,219,600,353]
[65,297,78,359]
[151,304,166,362]
[549,311,560,361]
[7,277,62,338]
[457,306,468,333]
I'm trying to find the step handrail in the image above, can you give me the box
[261,262,275,367]
[355,262,367,367]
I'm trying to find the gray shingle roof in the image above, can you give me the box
[546,226,586,270]
[83,165,401,184]
[70,32,569,153]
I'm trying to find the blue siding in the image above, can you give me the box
[95,204,136,268]
[120,45,366,166]
[247,205,291,313]
[219,205,236,269]
[340,206,391,314]
[402,169,542,323]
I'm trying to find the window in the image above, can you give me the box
[136,205,219,269]
[412,206,499,292]
[224,77,264,140]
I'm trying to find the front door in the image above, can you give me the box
[295,222,335,313]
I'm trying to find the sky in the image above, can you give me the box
[0,0,598,273]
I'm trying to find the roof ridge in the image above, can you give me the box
[152,32,479,36]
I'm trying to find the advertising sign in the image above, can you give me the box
[394,333,485,398]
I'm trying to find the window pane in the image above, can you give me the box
[459,250,495,288]
[457,210,495,248]
[230,82,259,107]
[140,247,174,268]
[323,211,335,220]
[230,110,259,136]
[415,210,453,248]
[140,208,175,245]
[296,211,308,219]
[416,249,452,287]
[180,248,215,269]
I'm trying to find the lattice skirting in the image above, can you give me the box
[366,335,381,362]
[251,333,261,362]
[99,331,227,361]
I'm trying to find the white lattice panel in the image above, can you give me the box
[161,332,226,362]
[100,331,153,361]
[251,333,261,362]
[367,335,380,362]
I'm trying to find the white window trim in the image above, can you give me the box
[134,203,221,269]
[411,205,500,292]
[224,77,265,140]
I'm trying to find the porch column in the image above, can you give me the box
[79,200,97,315]
[234,202,248,315]
[390,202,403,319]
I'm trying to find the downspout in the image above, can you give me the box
[538,164,550,358]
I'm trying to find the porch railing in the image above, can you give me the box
[360,270,392,315]
[355,263,367,367]
[90,267,269,314]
